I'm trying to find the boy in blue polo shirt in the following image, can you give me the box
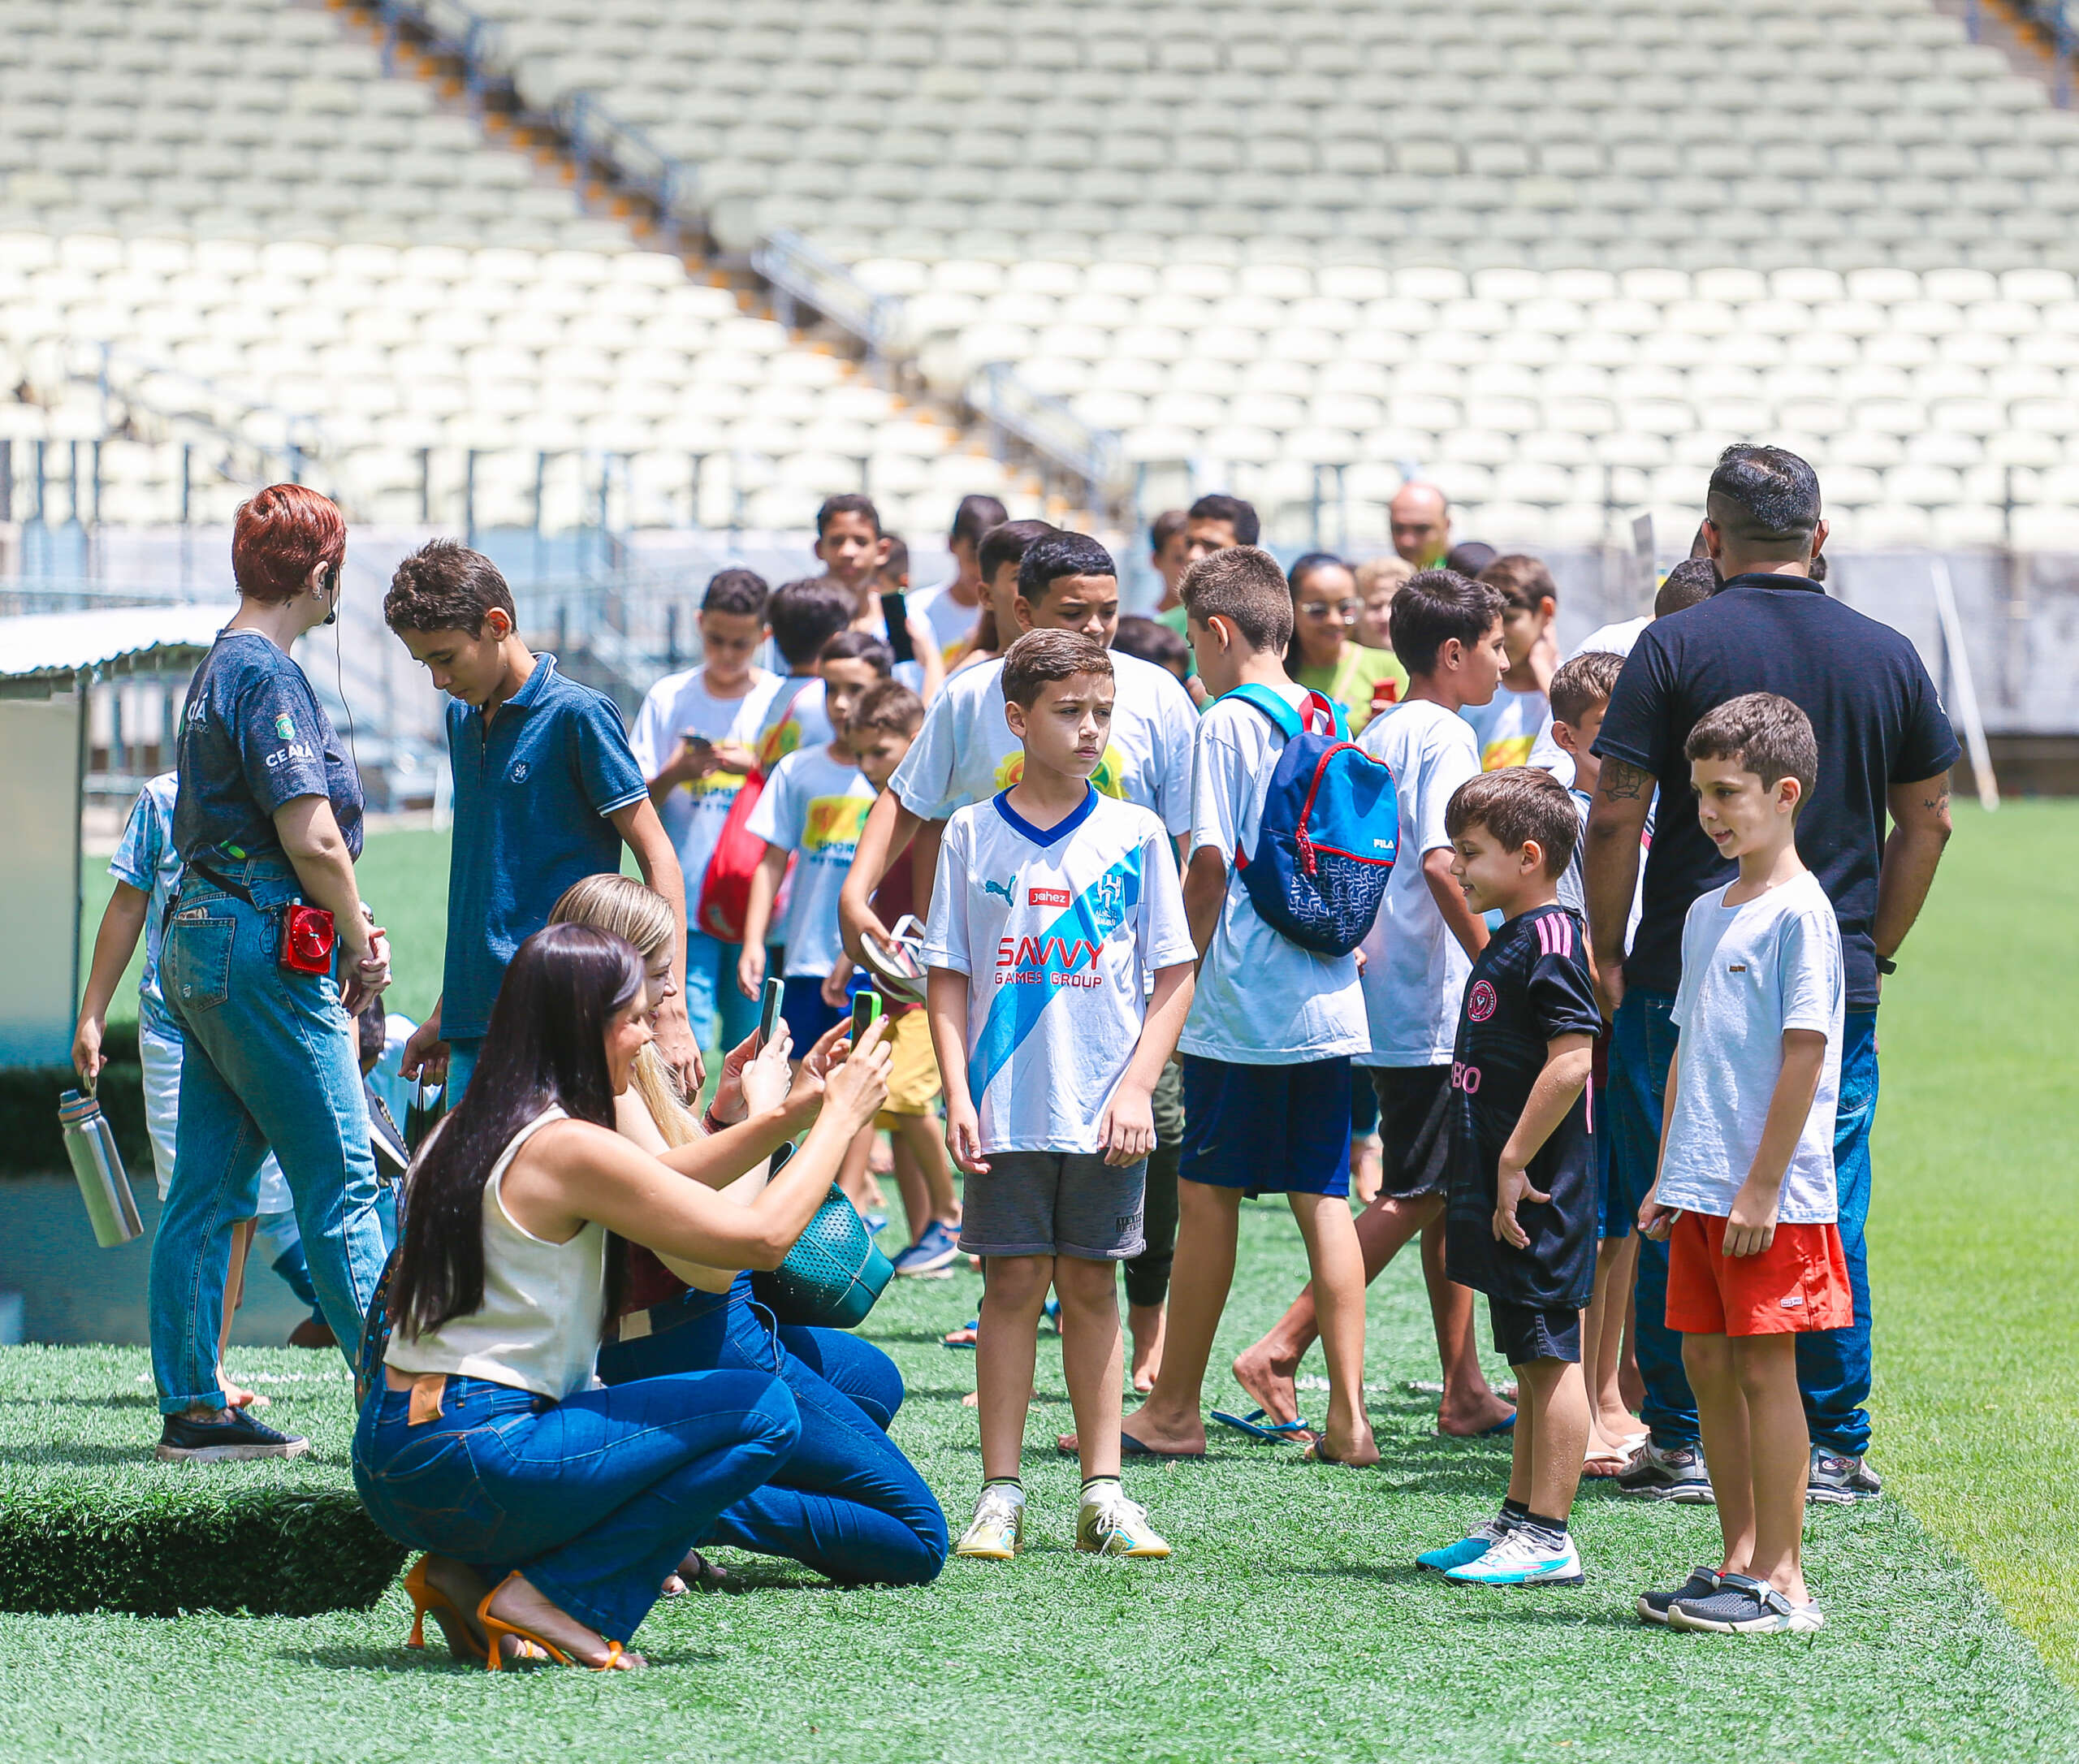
[383,540,690,1098]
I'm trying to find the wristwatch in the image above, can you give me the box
[1874,954,1898,975]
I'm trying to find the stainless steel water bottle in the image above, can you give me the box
[58,1088,144,1248]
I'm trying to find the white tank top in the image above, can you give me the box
[386,1105,607,1401]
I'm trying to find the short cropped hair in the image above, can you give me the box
[233,483,346,606]
[767,577,855,666]
[1149,508,1189,553]
[1706,445,1822,557]
[1355,554,1413,598]
[1001,627,1113,709]
[847,678,924,740]
[815,491,880,538]
[1444,540,1498,579]
[1018,530,1116,603]
[1111,614,1189,677]
[950,494,1008,549]
[1477,553,1558,614]
[875,534,909,586]
[1182,544,1293,654]
[1549,650,1627,729]
[1445,767,1580,880]
[818,629,893,677]
[1685,691,1818,807]
[1187,492,1260,547]
[1654,559,1717,617]
[1388,569,1506,677]
[979,517,1055,584]
[384,538,515,635]
[701,567,768,620]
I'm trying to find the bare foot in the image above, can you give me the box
[1436,1390,1516,1437]
[417,1554,491,1660]
[1307,1426,1381,1468]
[1230,1338,1306,1430]
[484,1574,643,1671]
[1115,1404,1208,1458]
[961,1390,979,1408]
[661,1548,728,1596]
[221,1377,269,1412]
[943,1322,979,1347]
[1127,1302,1165,1394]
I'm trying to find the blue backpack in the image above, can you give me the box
[1225,684,1398,956]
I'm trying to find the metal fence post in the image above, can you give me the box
[464,448,478,549]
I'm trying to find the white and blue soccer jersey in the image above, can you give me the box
[923,789,1196,1156]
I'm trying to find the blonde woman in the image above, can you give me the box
[548,878,946,1587]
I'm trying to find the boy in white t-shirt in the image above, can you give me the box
[753,577,858,773]
[910,493,1008,666]
[1119,546,1379,1468]
[1637,694,1848,1636]
[925,629,1195,1562]
[1230,568,1518,1442]
[1462,554,1558,772]
[629,569,784,1054]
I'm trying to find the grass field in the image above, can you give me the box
[35,802,2074,1764]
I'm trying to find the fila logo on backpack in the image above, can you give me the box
[1225,684,1398,957]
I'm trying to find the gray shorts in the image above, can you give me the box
[958,1151,1148,1260]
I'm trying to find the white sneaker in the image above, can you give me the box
[1443,1528,1584,1587]
[953,1485,1025,1561]
[1075,1485,1170,1559]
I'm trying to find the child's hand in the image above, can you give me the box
[401,1016,449,1085]
[1098,1082,1155,1168]
[735,944,767,1001]
[71,1014,106,1089]
[1636,1186,1676,1241]
[944,1096,990,1175]
[819,960,855,1010]
[1723,1179,1779,1257]
[1492,1160,1550,1250]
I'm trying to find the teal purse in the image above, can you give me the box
[750,1182,895,1329]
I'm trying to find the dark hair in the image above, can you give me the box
[1444,540,1498,579]
[1187,492,1260,547]
[1388,569,1506,676]
[767,577,855,667]
[1182,544,1293,653]
[1705,444,1822,557]
[950,494,1009,549]
[978,517,1055,586]
[1685,691,1818,807]
[384,538,516,636]
[357,997,388,1069]
[1149,508,1190,554]
[701,567,768,620]
[876,534,909,586]
[1111,614,1189,679]
[391,924,645,1340]
[1018,530,1116,605]
[1284,551,1355,663]
[819,629,894,677]
[1476,553,1558,615]
[1001,627,1114,708]
[1445,767,1580,880]
[815,492,881,538]
[1654,558,1718,618]
[848,677,925,740]
[232,483,345,606]
[1549,650,1627,728]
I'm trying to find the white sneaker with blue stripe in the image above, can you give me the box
[1417,1513,1511,1573]
[1444,1528,1584,1587]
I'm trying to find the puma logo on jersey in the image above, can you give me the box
[982,877,1015,906]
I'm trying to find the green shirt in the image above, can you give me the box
[1294,644,1408,733]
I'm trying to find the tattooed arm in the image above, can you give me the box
[1873,771,1953,973]
[1584,756,1654,1018]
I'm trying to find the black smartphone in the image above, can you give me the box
[849,990,883,1043]
[681,731,715,762]
[759,975,784,1048]
[879,590,914,664]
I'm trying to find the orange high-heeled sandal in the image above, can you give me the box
[475,1573,627,1673]
[404,1556,488,1665]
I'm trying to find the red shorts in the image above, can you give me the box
[1664,1212,1853,1338]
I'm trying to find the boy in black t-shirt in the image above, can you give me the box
[1418,768,1602,1588]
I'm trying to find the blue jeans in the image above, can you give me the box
[1608,992,1879,1458]
[355,1369,798,1644]
[152,857,392,1414]
[596,1275,946,1586]
[684,927,759,1055]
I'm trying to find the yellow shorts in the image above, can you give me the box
[875,1006,941,1122]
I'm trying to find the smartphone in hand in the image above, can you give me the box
[879,591,914,664]
[759,975,784,1048]
[849,990,883,1042]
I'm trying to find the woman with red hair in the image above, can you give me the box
[149,484,395,1464]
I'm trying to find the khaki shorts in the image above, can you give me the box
[874,1005,941,1122]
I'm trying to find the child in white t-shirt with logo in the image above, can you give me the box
[924,629,1195,1563]
[1463,555,1559,772]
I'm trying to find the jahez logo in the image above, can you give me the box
[1028,887,1070,907]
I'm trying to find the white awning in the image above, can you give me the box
[0,606,226,698]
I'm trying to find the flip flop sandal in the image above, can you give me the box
[1211,1407,1316,1444]
[1434,1411,1517,1438]
[943,1318,979,1349]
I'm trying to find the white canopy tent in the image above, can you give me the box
[0,607,223,1067]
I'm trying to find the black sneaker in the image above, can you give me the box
[1667,1572,1824,1634]
[1614,1439,1714,1503]
[1807,1448,1882,1506]
[157,1409,310,1464]
[1637,1566,1722,1626]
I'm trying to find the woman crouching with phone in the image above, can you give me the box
[548,876,947,1590]
[353,922,890,1671]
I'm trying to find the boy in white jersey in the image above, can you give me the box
[1463,555,1558,772]
[926,630,1196,1562]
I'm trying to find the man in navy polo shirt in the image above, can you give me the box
[383,540,693,1099]
[1584,445,1957,1508]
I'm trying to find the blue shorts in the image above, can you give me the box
[1181,1054,1352,1198]
[780,976,847,1055]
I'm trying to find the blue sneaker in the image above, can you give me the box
[1444,1528,1584,1587]
[864,1213,889,1236]
[893,1220,961,1277]
[1417,1515,1510,1573]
